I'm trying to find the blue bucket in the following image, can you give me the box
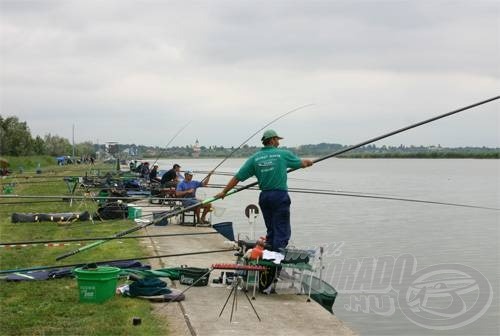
[213,222,235,241]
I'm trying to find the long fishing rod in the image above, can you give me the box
[0,231,218,246]
[198,169,336,183]
[286,188,499,210]
[193,170,234,176]
[56,96,499,261]
[0,200,66,205]
[0,195,186,201]
[207,183,398,197]
[203,171,402,196]
[204,184,498,210]
[200,104,314,182]
[151,120,192,168]
[312,96,500,166]
[0,248,234,275]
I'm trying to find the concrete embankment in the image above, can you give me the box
[136,202,357,336]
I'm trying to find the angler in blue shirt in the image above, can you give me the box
[176,170,212,224]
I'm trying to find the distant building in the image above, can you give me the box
[106,142,119,156]
[124,145,139,157]
[192,139,201,158]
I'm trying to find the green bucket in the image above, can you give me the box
[2,185,14,194]
[97,190,108,206]
[128,206,142,219]
[74,266,121,303]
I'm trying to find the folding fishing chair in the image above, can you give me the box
[63,176,80,206]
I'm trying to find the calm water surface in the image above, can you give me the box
[158,158,499,336]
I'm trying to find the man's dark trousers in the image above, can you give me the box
[259,190,291,251]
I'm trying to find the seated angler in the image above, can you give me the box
[129,160,137,172]
[149,164,161,183]
[160,163,183,188]
[140,162,150,178]
[176,170,212,224]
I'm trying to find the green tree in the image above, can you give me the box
[0,115,34,155]
[44,133,72,156]
[33,135,46,155]
[75,141,96,156]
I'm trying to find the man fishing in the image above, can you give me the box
[160,163,183,188]
[217,129,313,251]
[177,170,213,224]
[149,164,161,183]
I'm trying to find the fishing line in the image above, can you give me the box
[55,96,499,260]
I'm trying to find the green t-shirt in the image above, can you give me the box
[235,146,302,191]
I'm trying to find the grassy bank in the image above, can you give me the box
[0,160,168,335]
[1,155,57,172]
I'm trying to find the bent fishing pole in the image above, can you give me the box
[309,96,500,166]
[199,103,314,182]
[55,96,499,261]
[151,120,192,168]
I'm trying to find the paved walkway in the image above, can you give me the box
[135,201,357,336]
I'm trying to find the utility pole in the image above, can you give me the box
[72,124,75,158]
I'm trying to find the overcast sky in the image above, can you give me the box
[1,0,499,148]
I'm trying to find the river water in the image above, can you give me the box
[157,158,499,336]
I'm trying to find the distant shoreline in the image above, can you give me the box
[133,144,499,160]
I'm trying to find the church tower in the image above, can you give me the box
[192,139,201,158]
